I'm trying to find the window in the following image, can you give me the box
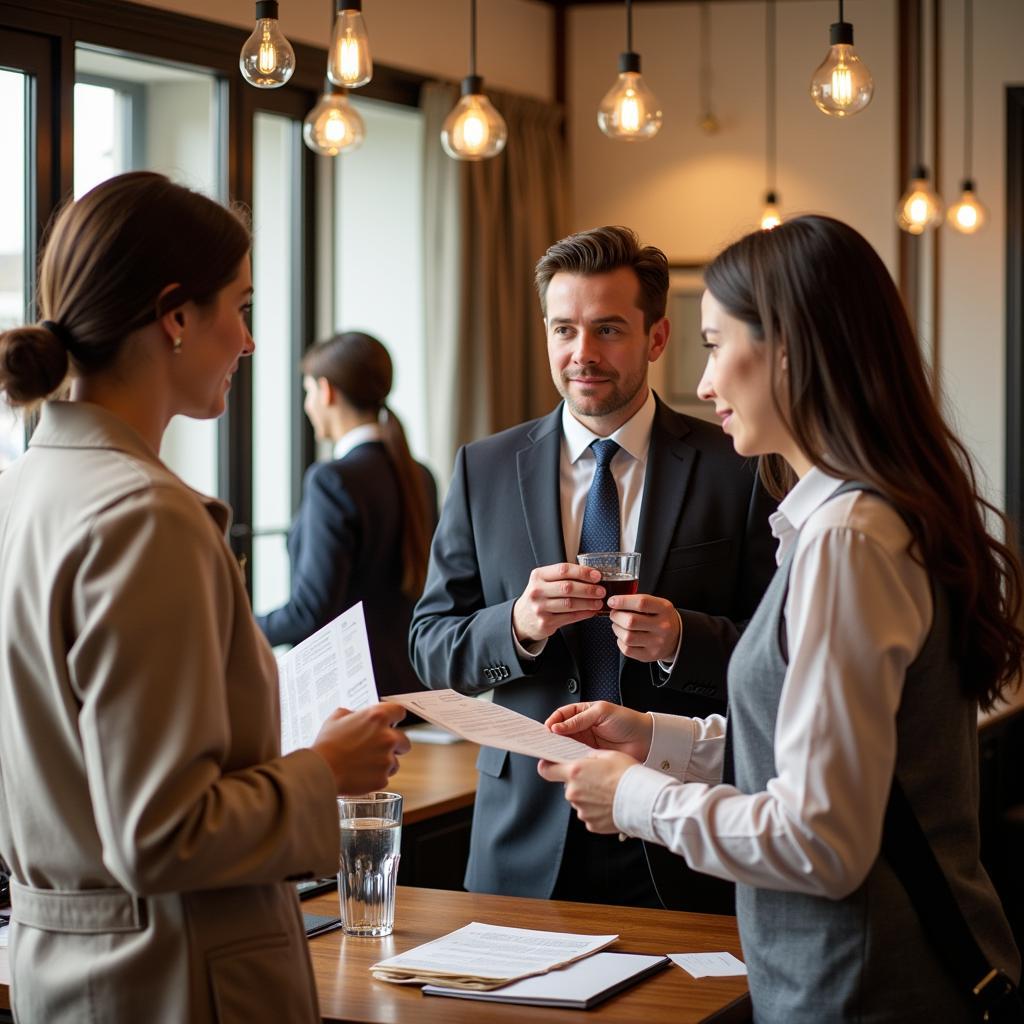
[251,111,302,617]
[334,97,428,462]
[0,68,27,469]
[73,46,224,496]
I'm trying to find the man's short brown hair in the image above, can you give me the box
[534,225,669,331]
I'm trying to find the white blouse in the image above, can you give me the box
[612,467,933,898]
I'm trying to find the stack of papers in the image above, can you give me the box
[423,952,669,1009]
[370,922,618,990]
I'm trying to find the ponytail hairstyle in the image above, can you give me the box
[301,332,431,599]
[703,214,1023,710]
[0,171,250,408]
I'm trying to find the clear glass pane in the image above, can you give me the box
[251,112,298,616]
[74,46,223,495]
[334,98,427,461]
[0,69,27,468]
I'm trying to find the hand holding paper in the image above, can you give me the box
[275,603,409,792]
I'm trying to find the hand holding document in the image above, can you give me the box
[371,922,618,990]
[387,689,592,763]
[277,603,379,755]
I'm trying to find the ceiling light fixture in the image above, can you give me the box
[760,1,782,230]
[441,0,508,161]
[598,0,662,141]
[240,1,295,89]
[810,0,873,117]
[328,0,373,89]
[303,79,365,156]
[947,0,986,234]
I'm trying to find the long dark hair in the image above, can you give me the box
[704,214,1023,709]
[0,171,249,406]
[301,332,431,599]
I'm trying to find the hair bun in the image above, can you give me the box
[0,325,71,405]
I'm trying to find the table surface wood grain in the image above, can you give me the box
[389,736,479,825]
[0,886,751,1022]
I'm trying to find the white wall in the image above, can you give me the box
[569,0,1024,510]
[937,0,1024,506]
[131,0,555,101]
[569,0,896,266]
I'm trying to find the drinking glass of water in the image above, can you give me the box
[576,551,641,614]
[337,791,402,937]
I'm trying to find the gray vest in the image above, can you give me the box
[726,482,1020,1023]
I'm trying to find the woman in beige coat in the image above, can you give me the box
[0,171,411,1022]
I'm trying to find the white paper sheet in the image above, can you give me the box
[276,603,379,755]
[387,689,592,763]
[423,952,667,1007]
[668,951,748,978]
[373,922,618,981]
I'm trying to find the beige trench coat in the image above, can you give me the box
[0,401,340,1022]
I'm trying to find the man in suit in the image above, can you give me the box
[409,226,776,911]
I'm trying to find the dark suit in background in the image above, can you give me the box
[409,396,776,911]
[258,441,437,697]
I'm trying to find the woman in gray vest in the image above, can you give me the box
[540,215,1022,1021]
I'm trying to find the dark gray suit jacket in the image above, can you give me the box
[257,441,437,698]
[409,397,776,909]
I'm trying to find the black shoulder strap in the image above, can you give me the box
[882,778,1023,1021]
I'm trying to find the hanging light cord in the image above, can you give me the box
[699,2,712,120]
[962,0,973,180]
[915,0,924,168]
[838,0,845,23]
[626,0,633,54]
[767,0,776,192]
[470,0,477,78]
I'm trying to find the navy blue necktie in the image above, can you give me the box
[578,439,622,704]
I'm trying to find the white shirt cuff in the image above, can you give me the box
[614,763,675,842]
[644,713,696,780]
[656,610,684,674]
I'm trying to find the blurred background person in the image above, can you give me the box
[258,331,437,698]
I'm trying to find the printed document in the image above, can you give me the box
[387,689,592,763]
[668,951,748,978]
[371,921,618,990]
[277,603,378,755]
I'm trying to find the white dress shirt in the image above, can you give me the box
[513,392,682,670]
[613,467,933,898]
[332,423,383,461]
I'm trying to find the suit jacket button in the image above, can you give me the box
[660,760,671,772]
[567,678,579,694]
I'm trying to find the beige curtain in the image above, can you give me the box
[422,81,567,485]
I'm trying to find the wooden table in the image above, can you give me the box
[0,887,750,1021]
[390,736,478,825]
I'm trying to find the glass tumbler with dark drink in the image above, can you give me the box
[576,551,641,614]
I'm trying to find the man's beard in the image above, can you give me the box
[557,368,645,419]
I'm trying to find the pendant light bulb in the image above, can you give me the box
[897,166,944,234]
[810,20,873,117]
[303,81,365,156]
[328,0,373,89]
[240,0,295,89]
[441,76,507,161]
[947,179,987,234]
[598,53,663,141]
[760,192,782,231]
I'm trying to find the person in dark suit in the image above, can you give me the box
[257,332,437,698]
[409,226,776,911]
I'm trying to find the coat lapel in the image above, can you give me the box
[516,406,567,569]
[635,397,696,594]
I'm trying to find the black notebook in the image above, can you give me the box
[302,912,342,939]
[423,952,669,1010]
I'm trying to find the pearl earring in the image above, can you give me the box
[172,336,183,355]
